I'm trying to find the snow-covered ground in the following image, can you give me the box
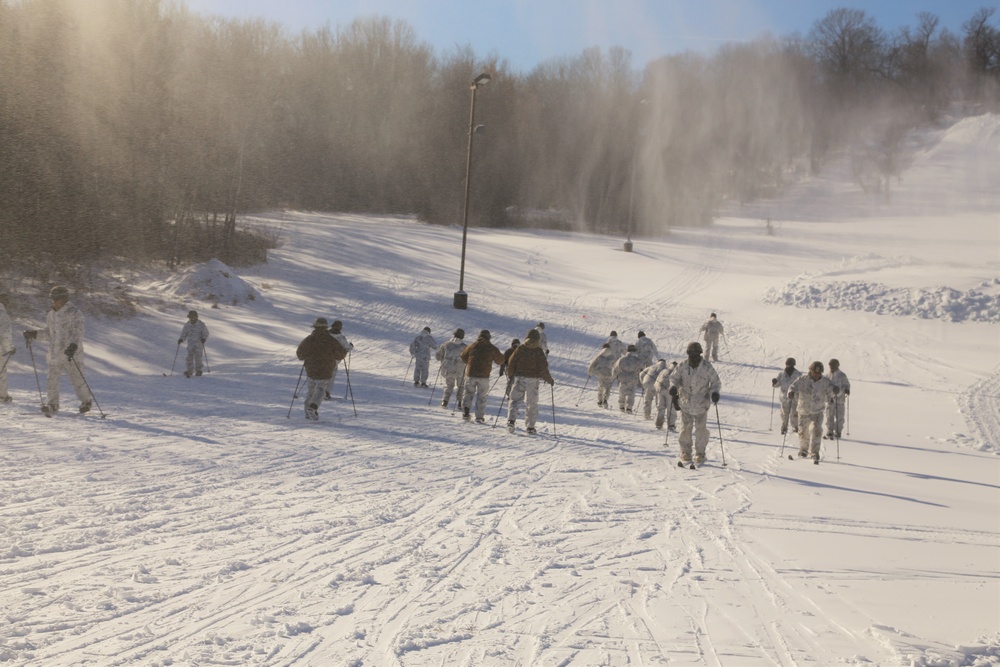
[1,115,998,666]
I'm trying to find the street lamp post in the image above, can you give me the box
[454,72,491,310]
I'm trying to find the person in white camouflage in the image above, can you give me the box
[654,361,679,430]
[788,361,840,462]
[587,343,616,408]
[409,327,437,387]
[178,310,209,377]
[23,286,94,414]
[328,320,354,390]
[772,358,803,435]
[435,328,467,408]
[825,358,851,438]
[669,342,721,465]
[634,331,658,367]
[605,330,626,358]
[699,313,724,361]
[639,358,667,419]
[612,344,645,413]
[0,293,13,402]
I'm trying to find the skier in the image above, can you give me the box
[409,326,437,387]
[328,319,354,389]
[772,357,803,435]
[788,361,840,462]
[178,310,210,378]
[587,343,616,408]
[825,358,851,439]
[435,328,467,408]
[611,344,644,413]
[654,361,679,431]
[460,329,504,422]
[295,317,347,421]
[605,330,626,358]
[639,358,667,420]
[505,328,554,435]
[534,322,549,355]
[668,342,721,466]
[22,286,94,414]
[0,293,13,403]
[699,313,724,361]
[498,338,520,378]
[634,331,658,367]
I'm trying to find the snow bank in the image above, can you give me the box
[765,277,1000,323]
[160,258,263,307]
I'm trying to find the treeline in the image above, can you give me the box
[0,0,997,267]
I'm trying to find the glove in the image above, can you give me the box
[671,396,680,411]
[844,388,850,396]
[65,343,78,359]
[832,386,840,394]
[711,391,720,404]
[771,378,778,387]
[668,386,678,397]
[178,338,184,344]
[200,339,206,344]
[3,347,14,356]
[23,330,37,342]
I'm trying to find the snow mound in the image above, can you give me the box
[765,277,1000,323]
[161,259,263,307]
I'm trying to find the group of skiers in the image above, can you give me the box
[773,357,851,462]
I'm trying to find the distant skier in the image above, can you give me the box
[825,358,851,439]
[772,358,803,435]
[634,331,658,367]
[460,329,504,422]
[498,338,520,378]
[295,317,347,421]
[505,328,554,435]
[435,328,467,408]
[639,359,667,419]
[654,361,679,431]
[534,322,549,355]
[0,293,13,403]
[788,361,840,462]
[605,330,626,358]
[178,310,209,378]
[409,326,437,387]
[328,319,354,389]
[612,344,644,413]
[587,343,616,408]
[22,286,94,414]
[669,342,721,466]
[699,313,724,361]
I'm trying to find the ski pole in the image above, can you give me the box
[343,361,357,418]
[202,345,211,373]
[286,364,305,418]
[70,356,106,418]
[427,365,442,406]
[769,384,775,430]
[549,382,557,439]
[575,376,591,406]
[343,350,352,399]
[492,379,512,428]
[0,349,13,376]
[25,337,45,409]
[402,356,413,386]
[846,394,850,436]
[779,424,788,458]
[834,395,841,461]
[714,402,727,467]
[165,342,180,377]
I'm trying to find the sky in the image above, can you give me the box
[181,0,987,72]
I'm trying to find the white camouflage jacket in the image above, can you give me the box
[612,352,645,386]
[40,302,85,362]
[669,359,721,415]
[788,374,837,415]
[436,338,467,377]
[0,304,12,355]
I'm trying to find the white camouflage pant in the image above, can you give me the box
[655,389,677,428]
[678,410,709,461]
[507,376,541,428]
[704,335,720,360]
[826,395,846,435]
[780,395,799,432]
[462,376,491,419]
[799,411,824,456]
[46,355,94,409]
[185,340,205,374]
[618,380,638,410]
[442,372,465,405]
[595,376,612,405]
[304,377,330,416]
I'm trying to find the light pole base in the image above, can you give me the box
[623,241,633,252]
[453,291,468,310]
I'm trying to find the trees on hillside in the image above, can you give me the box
[0,0,996,268]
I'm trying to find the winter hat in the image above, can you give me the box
[511,338,520,346]
[686,341,703,355]
[829,358,840,368]
[785,357,796,366]
[188,310,198,318]
[536,322,545,329]
[809,361,824,373]
[331,320,343,332]
[525,329,540,341]
[627,344,637,352]
[312,317,329,328]
[710,313,717,318]
[49,285,69,301]
[479,329,491,340]
[610,330,618,337]
[454,328,465,338]
[637,331,646,338]
[422,326,431,333]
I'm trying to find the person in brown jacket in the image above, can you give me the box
[460,329,505,422]
[295,317,347,421]
[504,328,555,435]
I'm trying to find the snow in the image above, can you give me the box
[1,115,999,666]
